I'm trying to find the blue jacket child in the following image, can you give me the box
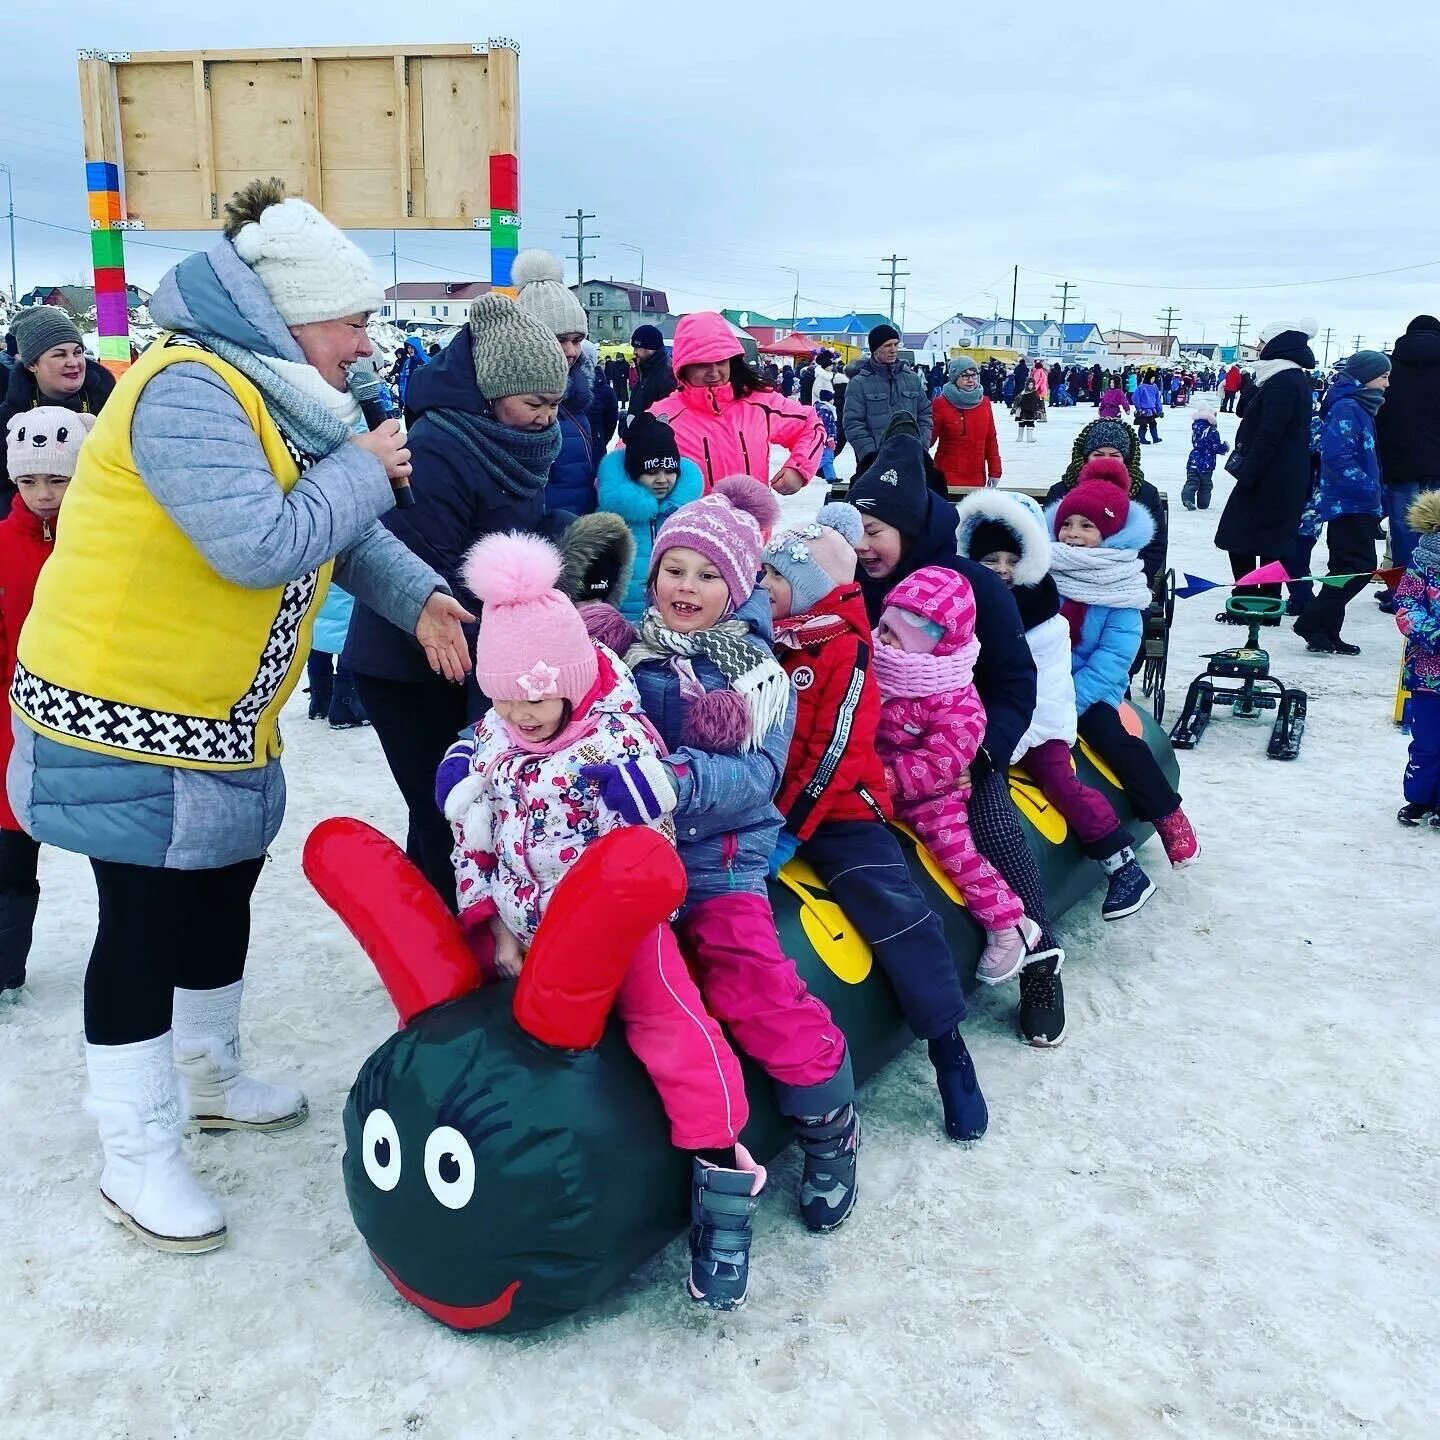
[1314,370,1385,524]
[1183,409,1230,510]
[596,412,705,620]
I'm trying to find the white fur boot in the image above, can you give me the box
[172,980,308,1132]
[84,1034,227,1253]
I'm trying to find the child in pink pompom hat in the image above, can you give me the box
[433,530,761,1309]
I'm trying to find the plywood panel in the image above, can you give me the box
[117,62,202,224]
[418,57,489,222]
[317,57,401,218]
[210,59,306,203]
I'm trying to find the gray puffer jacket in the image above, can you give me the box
[8,240,443,870]
[842,358,932,462]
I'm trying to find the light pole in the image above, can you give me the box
[617,242,646,343]
[0,163,15,305]
[781,267,800,326]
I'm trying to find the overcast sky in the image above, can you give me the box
[5,1,1435,358]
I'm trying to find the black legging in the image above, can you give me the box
[353,672,467,910]
[1077,704,1181,822]
[1228,551,1288,602]
[967,767,1058,954]
[85,857,264,1045]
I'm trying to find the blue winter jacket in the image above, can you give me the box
[1187,417,1229,473]
[629,588,795,903]
[594,450,705,619]
[1133,382,1163,416]
[546,356,602,518]
[1315,373,1384,522]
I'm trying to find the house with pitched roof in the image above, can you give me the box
[381,281,491,325]
[1060,321,1107,357]
[571,280,671,342]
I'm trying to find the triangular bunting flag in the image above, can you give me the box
[1316,574,1356,587]
[1174,573,1225,598]
[1374,566,1405,589]
[1233,560,1291,587]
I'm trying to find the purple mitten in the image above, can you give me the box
[579,757,678,826]
[435,737,476,813]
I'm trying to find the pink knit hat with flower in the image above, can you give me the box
[464,533,598,704]
[650,476,781,608]
[881,565,977,656]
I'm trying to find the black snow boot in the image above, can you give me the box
[927,1027,989,1144]
[0,884,39,994]
[793,1104,860,1233]
[327,673,369,729]
[1398,803,1433,827]
[1018,961,1067,1047]
[688,1148,764,1311]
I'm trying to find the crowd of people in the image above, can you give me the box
[1,179,1437,1316]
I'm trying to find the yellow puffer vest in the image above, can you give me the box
[12,334,333,770]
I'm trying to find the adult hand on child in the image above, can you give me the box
[580,758,678,826]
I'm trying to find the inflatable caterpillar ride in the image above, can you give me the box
[305,701,1178,1336]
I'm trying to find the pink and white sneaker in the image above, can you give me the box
[1154,808,1201,868]
[977,916,1049,986]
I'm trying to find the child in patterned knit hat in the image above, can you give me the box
[760,503,992,1145]
[432,530,764,1311]
[622,476,861,1287]
[872,564,1057,995]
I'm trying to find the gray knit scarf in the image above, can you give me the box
[424,408,562,502]
[943,381,985,411]
[1049,541,1151,609]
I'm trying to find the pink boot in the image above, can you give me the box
[977,916,1047,986]
[1154,808,1200,868]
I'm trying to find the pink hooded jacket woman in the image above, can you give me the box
[648,312,826,492]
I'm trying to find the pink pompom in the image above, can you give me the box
[683,689,750,753]
[713,475,781,539]
[463,532,563,609]
[577,601,637,655]
[1077,456,1132,492]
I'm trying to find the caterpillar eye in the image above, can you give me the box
[423,1126,475,1210]
[362,1108,402,1191]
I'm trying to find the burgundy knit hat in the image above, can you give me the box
[1056,480,1130,541]
[1076,455,1132,493]
[650,476,781,607]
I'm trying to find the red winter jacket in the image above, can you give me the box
[773,583,891,839]
[1223,366,1243,394]
[0,495,57,829]
[931,393,1002,492]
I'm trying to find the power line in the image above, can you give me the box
[1157,306,1182,338]
[878,254,908,327]
[1020,259,1440,294]
[13,212,201,255]
[562,208,596,285]
[1232,314,1249,348]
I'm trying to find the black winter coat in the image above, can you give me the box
[1376,327,1440,488]
[858,488,1037,777]
[1214,366,1313,557]
[345,327,547,695]
[0,357,115,492]
[625,350,676,429]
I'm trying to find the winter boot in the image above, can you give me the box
[793,1104,860,1233]
[0,884,38,994]
[1017,961,1067,1048]
[1398,802,1434,827]
[1329,636,1361,656]
[977,915,1046,985]
[1100,848,1156,921]
[84,1034,228,1253]
[926,1027,989,1143]
[172,981,308,1133]
[1154,808,1201,869]
[327,672,369,730]
[688,1145,766,1311]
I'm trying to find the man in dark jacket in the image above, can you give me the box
[624,322,675,434]
[843,323,932,473]
[1376,315,1440,609]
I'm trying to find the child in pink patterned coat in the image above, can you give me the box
[872,565,1055,985]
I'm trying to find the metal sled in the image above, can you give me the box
[1139,568,1176,722]
[1168,596,1308,760]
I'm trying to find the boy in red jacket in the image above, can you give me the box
[760,503,987,1144]
[1,407,94,993]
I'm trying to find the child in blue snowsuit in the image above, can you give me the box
[1182,405,1229,510]
[1395,490,1440,827]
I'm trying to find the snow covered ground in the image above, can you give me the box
[2,399,1436,1440]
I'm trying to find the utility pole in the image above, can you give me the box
[1232,313,1248,350]
[563,207,597,284]
[1320,327,1335,367]
[1157,306,1181,338]
[390,230,398,322]
[0,163,15,305]
[1008,264,1018,349]
[1352,333,1363,354]
[878,255,909,327]
[1052,280,1077,335]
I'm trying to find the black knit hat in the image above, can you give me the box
[631,323,664,351]
[848,414,929,537]
[967,518,1022,560]
[622,412,681,482]
[868,323,900,354]
[1407,315,1440,335]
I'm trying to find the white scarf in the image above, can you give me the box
[1252,358,1302,388]
[261,355,365,431]
[1049,542,1151,610]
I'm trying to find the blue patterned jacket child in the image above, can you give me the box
[1314,373,1384,523]
[1186,416,1229,475]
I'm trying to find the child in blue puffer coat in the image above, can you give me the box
[1047,481,1201,869]
[1182,405,1229,510]
[596,412,704,619]
[597,477,859,1288]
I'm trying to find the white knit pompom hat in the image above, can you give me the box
[228,184,384,327]
[512,249,589,338]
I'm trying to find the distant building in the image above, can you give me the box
[382,281,490,325]
[922,313,988,354]
[1102,329,1180,361]
[975,317,1036,353]
[1059,321,1107,358]
[786,312,894,349]
[572,280,671,342]
[20,282,151,314]
[723,308,788,348]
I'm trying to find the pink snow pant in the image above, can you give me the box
[899,792,1024,930]
[615,924,748,1151]
[676,894,851,1116]
[1021,739,1126,855]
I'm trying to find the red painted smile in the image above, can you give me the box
[373,1253,521,1329]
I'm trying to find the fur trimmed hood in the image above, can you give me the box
[954,489,1051,587]
[1406,488,1440,536]
[555,511,636,608]
[1045,496,1157,554]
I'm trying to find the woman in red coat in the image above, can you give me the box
[931,356,1002,494]
[0,407,93,992]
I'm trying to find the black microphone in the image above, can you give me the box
[349,367,414,509]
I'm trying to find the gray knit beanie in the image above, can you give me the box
[14,307,85,366]
[511,249,589,338]
[468,293,570,402]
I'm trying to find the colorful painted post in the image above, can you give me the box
[489,153,519,296]
[78,54,132,380]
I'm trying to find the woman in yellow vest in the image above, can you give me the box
[8,179,472,1255]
